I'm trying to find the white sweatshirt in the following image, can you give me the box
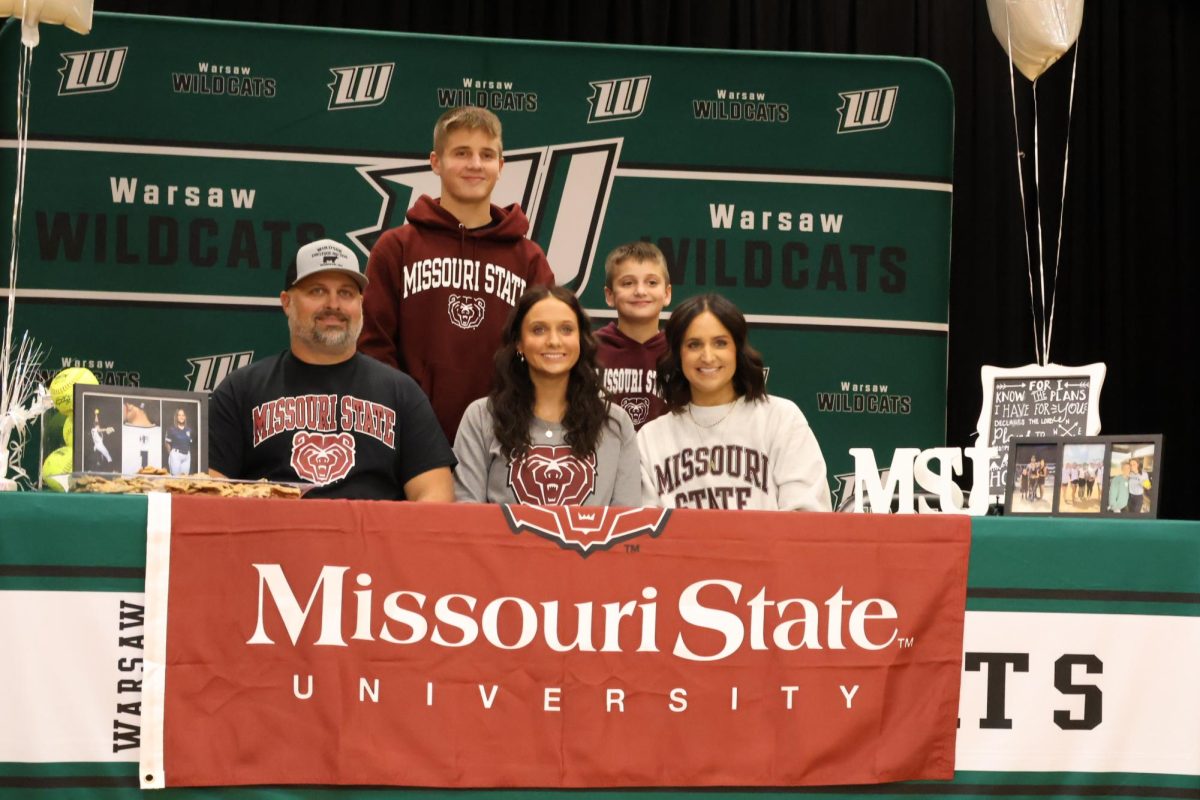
[637,395,831,512]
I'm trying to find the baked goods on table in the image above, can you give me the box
[71,467,304,498]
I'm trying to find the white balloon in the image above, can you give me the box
[987,0,1084,81]
[0,0,93,47]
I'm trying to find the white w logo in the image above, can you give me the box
[587,75,651,123]
[57,48,128,95]
[187,351,254,392]
[327,63,395,110]
[836,86,899,133]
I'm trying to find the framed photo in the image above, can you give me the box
[72,385,208,477]
[977,362,1105,504]
[1004,435,1162,518]
[1057,441,1106,515]
[1004,440,1058,515]
[1104,437,1162,517]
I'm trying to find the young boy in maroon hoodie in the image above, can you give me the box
[595,241,673,430]
[358,107,554,442]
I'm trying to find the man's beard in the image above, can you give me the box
[291,310,363,351]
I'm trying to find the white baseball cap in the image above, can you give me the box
[286,239,368,291]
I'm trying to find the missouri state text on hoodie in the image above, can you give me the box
[358,195,554,441]
[594,321,668,431]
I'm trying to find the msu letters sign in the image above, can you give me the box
[139,497,969,788]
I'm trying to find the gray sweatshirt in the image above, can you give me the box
[453,397,641,506]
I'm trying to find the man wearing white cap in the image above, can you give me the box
[208,239,456,501]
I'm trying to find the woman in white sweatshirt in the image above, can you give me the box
[637,293,831,512]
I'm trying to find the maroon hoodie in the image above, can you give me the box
[594,321,668,430]
[358,195,553,442]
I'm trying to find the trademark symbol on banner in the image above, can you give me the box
[898,636,915,648]
[624,543,640,554]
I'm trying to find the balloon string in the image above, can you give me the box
[1045,37,1080,362]
[1033,78,1048,366]
[1005,1,1042,366]
[3,43,33,418]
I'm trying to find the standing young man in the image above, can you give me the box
[358,107,554,442]
[594,241,672,430]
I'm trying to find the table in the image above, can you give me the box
[1,493,1197,798]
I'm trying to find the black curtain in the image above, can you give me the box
[98,0,1200,518]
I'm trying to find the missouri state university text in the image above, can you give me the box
[249,565,902,661]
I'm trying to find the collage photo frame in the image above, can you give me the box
[1005,435,1162,518]
[72,385,209,477]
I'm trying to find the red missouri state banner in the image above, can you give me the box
[140,496,970,789]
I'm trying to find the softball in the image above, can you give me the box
[41,446,74,492]
[49,367,99,415]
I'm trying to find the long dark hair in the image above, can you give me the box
[490,284,610,458]
[658,293,767,412]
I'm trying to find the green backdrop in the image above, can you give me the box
[1,13,952,489]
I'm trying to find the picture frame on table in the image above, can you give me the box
[1103,436,1162,518]
[1004,439,1059,515]
[1056,440,1107,515]
[1003,435,1163,518]
[72,385,208,477]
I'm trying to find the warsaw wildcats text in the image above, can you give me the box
[681,205,907,293]
[436,76,537,111]
[249,565,903,662]
[709,203,842,233]
[656,237,906,294]
[32,175,318,271]
[110,177,256,208]
[36,211,325,270]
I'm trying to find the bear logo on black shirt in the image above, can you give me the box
[290,431,356,485]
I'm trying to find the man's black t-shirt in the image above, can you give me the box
[208,351,456,500]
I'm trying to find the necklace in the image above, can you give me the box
[688,401,738,473]
[688,400,737,429]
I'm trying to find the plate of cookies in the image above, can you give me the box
[69,467,307,499]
